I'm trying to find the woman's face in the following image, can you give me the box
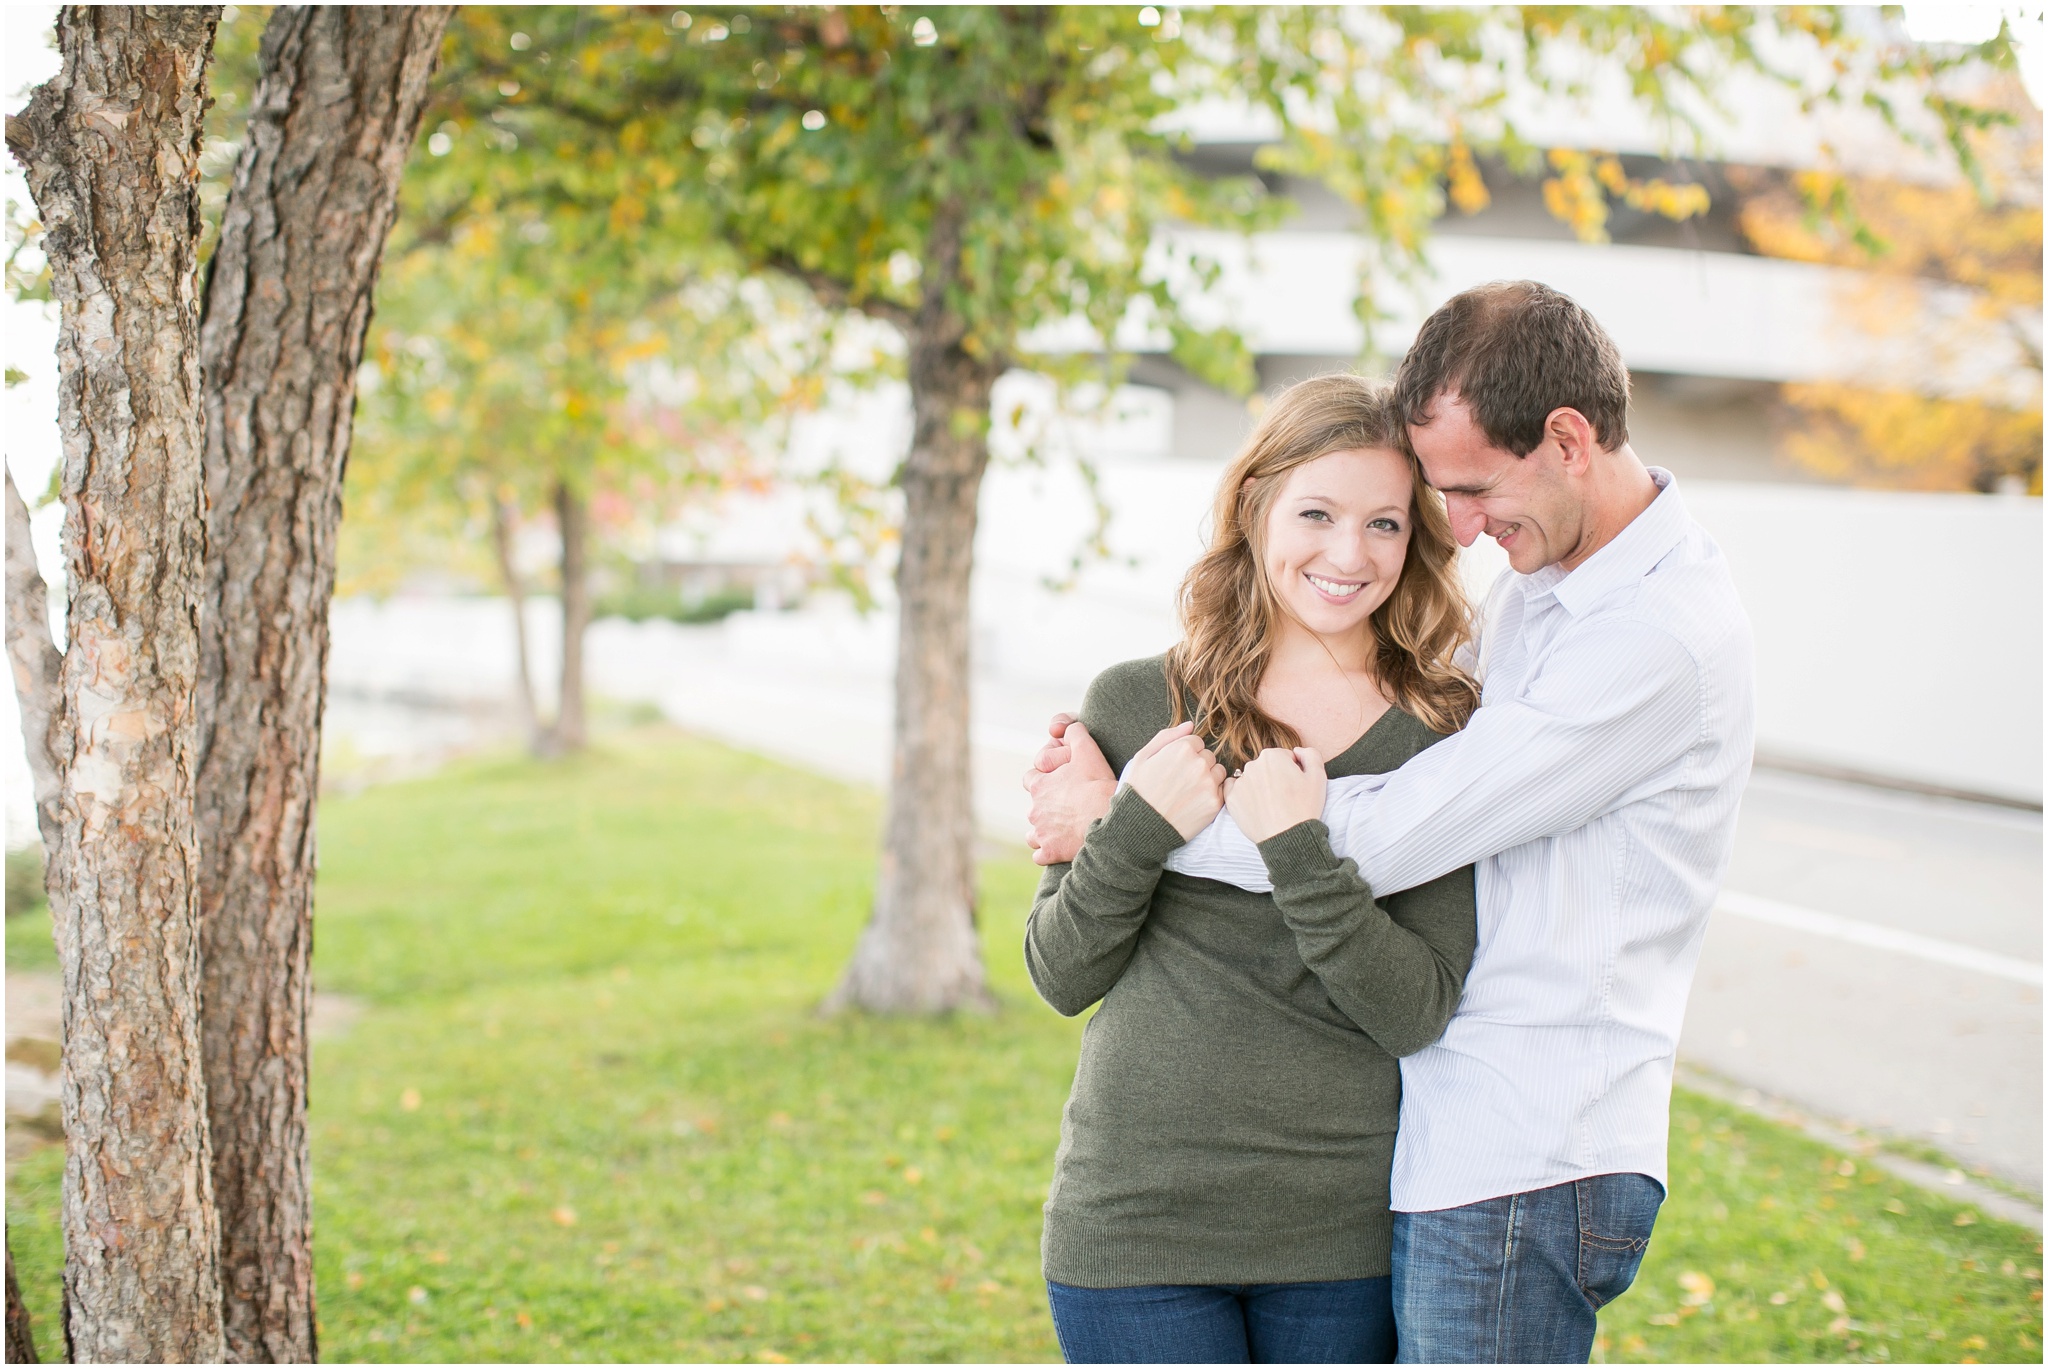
[1259,446,1415,641]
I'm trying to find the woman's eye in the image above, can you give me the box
[1369,517,1402,533]
[1300,509,1332,522]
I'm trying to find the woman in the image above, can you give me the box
[1024,374,1480,1364]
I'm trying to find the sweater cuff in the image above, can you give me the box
[1088,784,1188,869]
[1256,819,1345,889]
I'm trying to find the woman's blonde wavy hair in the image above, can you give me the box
[1164,373,1479,763]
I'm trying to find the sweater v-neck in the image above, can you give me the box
[1321,704,1408,778]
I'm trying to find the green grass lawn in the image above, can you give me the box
[7,727,2042,1362]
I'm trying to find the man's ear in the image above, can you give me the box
[1545,407,1601,473]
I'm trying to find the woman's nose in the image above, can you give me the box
[1326,526,1371,572]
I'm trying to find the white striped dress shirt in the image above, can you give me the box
[1164,470,1756,1212]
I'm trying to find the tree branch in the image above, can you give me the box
[4,467,64,850]
[762,248,912,328]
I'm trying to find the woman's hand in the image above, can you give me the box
[1225,747,1328,843]
[1124,722,1227,840]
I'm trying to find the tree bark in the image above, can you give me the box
[190,7,451,1361]
[544,477,590,755]
[6,1236,38,1364]
[489,492,543,751]
[829,204,997,1014]
[6,7,227,1361]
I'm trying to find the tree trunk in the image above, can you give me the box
[189,7,451,1361]
[7,1236,38,1364]
[545,477,590,755]
[829,206,997,1015]
[489,492,543,751]
[6,7,227,1361]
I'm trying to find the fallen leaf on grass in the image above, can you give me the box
[859,1190,887,1206]
[1954,1210,1978,1226]
[758,1352,790,1364]
[515,1310,533,1330]
[904,1166,924,1185]
[1821,1290,1847,1314]
[1649,1312,1680,1326]
[1884,1198,1907,1214]
[428,1249,449,1265]
[408,1286,429,1306]
[742,1285,768,1302]
[345,1271,364,1290]
[1961,1335,1988,1350]
[1621,1335,1648,1354]
[1827,1315,1850,1334]
[1768,1291,1790,1305]
[1678,1271,1714,1305]
[399,1088,422,1112]
[552,1206,578,1227]
[706,1296,729,1313]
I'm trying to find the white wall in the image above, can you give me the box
[1683,484,2043,802]
[971,459,2043,804]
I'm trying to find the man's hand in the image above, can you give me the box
[1226,747,1328,843]
[1125,722,1227,840]
[1023,713,1115,865]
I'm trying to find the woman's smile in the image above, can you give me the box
[1305,571,1368,603]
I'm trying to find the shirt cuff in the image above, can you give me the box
[1255,819,1344,889]
[1086,784,1188,870]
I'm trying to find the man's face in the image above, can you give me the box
[1407,394,1583,574]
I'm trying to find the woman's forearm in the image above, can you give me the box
[1256,820,1478,1057]
[1023,785,1187,1016]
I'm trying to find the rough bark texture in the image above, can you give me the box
[190,7,452,1361]
[489,494,542,750]
[6,1237,38,1363]
[6,7,226,1361]
[829,206,997,1014]
[544,478,590,755]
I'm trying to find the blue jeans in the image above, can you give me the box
[1393,1173,1664,1363]
[1045,1276,1396,1364]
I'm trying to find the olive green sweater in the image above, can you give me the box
[1026,657,1478,1289]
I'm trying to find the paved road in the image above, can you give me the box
[1682,771,2041,1191]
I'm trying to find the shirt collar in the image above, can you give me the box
[1548,467,1690,618]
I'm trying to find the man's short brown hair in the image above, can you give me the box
[1393,280,1631,456]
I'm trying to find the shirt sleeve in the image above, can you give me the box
[1342,614,1705,897]
[1163,773,1386,892]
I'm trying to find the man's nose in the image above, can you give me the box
[1445,496,1487,548]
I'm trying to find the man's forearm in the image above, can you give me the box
[1164,775,1386,891]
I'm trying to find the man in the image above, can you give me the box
[1023,280,1755,1363]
